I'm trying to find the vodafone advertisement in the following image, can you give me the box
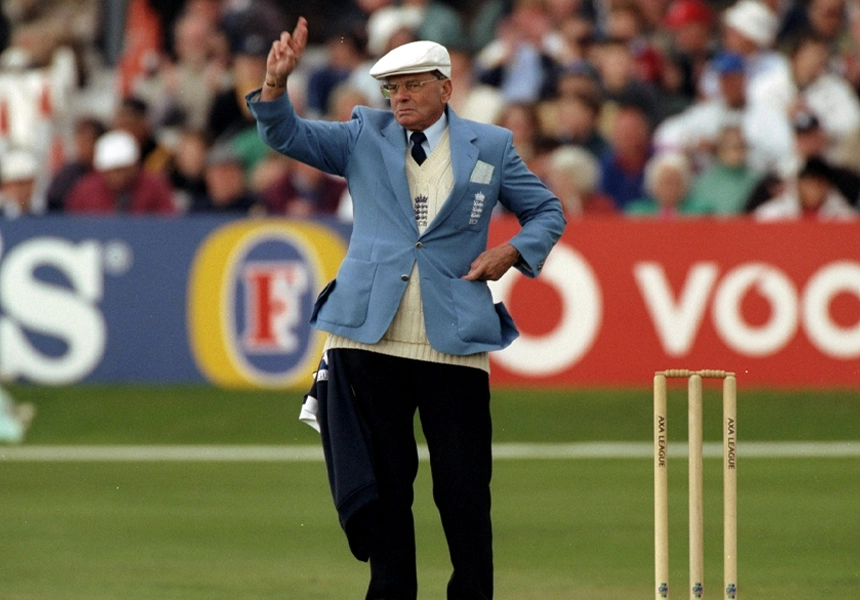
[488,218,860,388]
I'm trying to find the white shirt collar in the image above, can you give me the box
[406,111,448,154]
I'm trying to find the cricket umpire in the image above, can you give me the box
[247,17,566,600]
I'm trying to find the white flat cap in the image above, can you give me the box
[94,130,140,171]
[1,149,38,182]
[369,41,451,80]
[723,0,777,48]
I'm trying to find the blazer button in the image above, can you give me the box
[401,274,409,281]
[415,242,423,249]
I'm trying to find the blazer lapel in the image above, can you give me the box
[380,118,419,230]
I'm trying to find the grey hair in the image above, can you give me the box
[549,146,601,194]
[643,151,691,196]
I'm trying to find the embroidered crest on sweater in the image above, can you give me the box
[415,194,429,227]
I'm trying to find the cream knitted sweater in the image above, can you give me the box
[325,129,490,372]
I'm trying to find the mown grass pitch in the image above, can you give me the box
[1,385,859,599]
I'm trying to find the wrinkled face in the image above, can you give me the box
[385,72,451,131]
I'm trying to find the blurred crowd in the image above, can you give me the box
[1,0,860,221]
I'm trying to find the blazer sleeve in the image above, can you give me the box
[246,89,356,177]
[497,132,566,278]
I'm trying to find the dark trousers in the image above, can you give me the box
[332,349,494,600]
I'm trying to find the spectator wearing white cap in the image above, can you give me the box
[65,130,175,214]
[699,0,791,103]
[247,17,564,600]
[0,148,40,218]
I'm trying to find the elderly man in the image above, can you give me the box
[247,17,565,600]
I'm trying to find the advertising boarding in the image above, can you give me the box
[0,216,857,388]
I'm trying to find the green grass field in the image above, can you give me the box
[2,384,859,599]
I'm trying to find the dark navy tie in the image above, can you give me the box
[410,131,427,165]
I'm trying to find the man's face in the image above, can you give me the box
[386,72,451,132]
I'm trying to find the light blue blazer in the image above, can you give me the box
[247,91,566,356]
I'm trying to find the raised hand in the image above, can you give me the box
[262,16,308,99]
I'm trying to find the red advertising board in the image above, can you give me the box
[487,217,860,388]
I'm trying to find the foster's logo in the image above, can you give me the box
[188,220,346,388]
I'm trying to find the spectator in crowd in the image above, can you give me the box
[603,0,665,84]
[0,0,99,74]
[326,82,373,123]
[65,130,175,214]
[189,143,262,214]
[790,110,860,205]
[751,32,860,162]
[545,145,618,216]
[469,0,513,54]
[686,125,762,214]
[166,128,210,212]
[208,13,281,142]
[263,159,348,217]
[592,37,663,127]
[801,0,847,45]
[599,102,653,209]
[662,0,716,102]
[305,26,368,120]
[45,116,106,212]
[754,156,858,219]
[496,101,548,177]
[207,21,284,175]
[627,151,696,216]
[132,8,229,131]
[114,97,168,173]
[474,0,558,103]
[544,87,611,159]
[654,51,793,173]
[0,148,40,218]
[551,59,602,100]
[550,8,598,67]
[447,47,506,125]
[838,0,860,96]
[700,0,790,101]
[759,0,810,46]
[405,0,467,50]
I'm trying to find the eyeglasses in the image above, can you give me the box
[380,78,441,98]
